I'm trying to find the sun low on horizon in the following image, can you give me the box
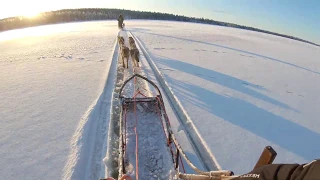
[0,6,42,19]
[0,0,119,20]
[0,0,63,20]
[23,11,41,18]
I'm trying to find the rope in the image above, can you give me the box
[180,154,186,173]
[133,76,139,180]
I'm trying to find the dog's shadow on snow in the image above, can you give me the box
[155,57,319,161]
[131,29,320,76]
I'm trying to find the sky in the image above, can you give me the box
[0,0,319,44]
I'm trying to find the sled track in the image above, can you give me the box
[104,30,154,178]
[129,31,221,172]
[64,29,220,180]
[103,29,220,179]
[104,30,134,178]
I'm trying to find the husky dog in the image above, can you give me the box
[128,37,137,49]
[120,44,130,68]
[130,48,140,67]
[118,36,125,45]
[130,43,137,49]
[129,37,135,44]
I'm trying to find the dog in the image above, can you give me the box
[120,44,130,68]
[118,36,125,45]
[130,43,137,49]
[129,37,135,45]
[130,48,140,67]
[128,37,137,49]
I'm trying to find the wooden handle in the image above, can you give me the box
[254,146,277,169]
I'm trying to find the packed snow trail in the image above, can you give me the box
[104,30,134,178]
[127,30,207,174]
[105,30,176,179]
[104,29,207,179]
[121,101,176,180]
[130,31,221,172]
[104,30,141,178]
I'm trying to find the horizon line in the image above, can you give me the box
[1,7,319,47]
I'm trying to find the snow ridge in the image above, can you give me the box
[104,30,137,178]
[62,39,118,180]
[131,32,222,171]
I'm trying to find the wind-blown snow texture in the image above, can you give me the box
[127,20,320,174]
[1,20,320,179]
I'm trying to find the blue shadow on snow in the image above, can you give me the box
[168,76,320,161]
[130,29,320,76]
[155,56,297,112]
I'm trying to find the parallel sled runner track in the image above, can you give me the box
[102,30,276,180]
[104,74,235,180]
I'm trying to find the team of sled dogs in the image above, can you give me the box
[118,36,140,68]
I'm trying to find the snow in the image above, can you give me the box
[0,21,118,180]
[124,101,175,180]
[127,20,320,174]
[1,19,320,179]
[104,30,204,179]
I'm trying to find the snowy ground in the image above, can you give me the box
[1,20,320,179]
[127,20,320,174]
[0,21,118,180]
[104,30,204,180]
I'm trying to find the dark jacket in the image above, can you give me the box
[118,15,124,23]
[233,159,320,180]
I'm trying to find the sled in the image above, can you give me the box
[117,74,183,180]
[103,74,277,180]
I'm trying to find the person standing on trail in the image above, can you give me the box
[118,14,124,29]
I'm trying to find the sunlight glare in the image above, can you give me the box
[19,7,41,18]
[24,11,40,18]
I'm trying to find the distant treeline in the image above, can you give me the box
[0,8,318,46]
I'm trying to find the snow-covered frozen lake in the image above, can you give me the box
[128,20,320,174]
[1,20,319,179]
[0,21,118,179]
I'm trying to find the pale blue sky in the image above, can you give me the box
[1,0,319,44]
